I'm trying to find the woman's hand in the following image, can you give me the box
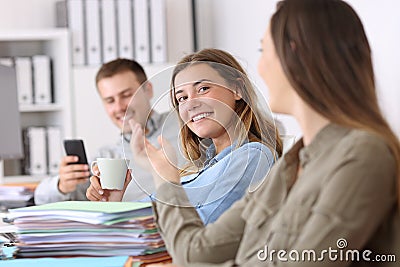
[85,165,132,202]
[129,119,153,171]
[147,135,180,188]
[129,119,180,189]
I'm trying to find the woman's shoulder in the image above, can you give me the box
[234,142,274,158]
[343,128,392,154]
[335,128,395,168]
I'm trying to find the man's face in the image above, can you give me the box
[97,71,153,133]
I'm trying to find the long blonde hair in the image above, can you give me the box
[170,49,283,175]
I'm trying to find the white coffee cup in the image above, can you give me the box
[90,158,130,190]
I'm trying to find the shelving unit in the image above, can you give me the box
[0,29,73,184]
[0,0,196,185]
[19,104,63,113]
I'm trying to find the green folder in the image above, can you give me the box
[7,201,153,225]
[10,201,152,213]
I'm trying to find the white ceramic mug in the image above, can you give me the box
[90,158,130,190]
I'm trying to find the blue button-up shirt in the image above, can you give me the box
[181,141,275,224]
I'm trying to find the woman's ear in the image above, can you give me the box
[234,91,242,101]
[234,78,244,100]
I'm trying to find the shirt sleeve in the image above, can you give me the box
[34,175,72,205]
[34,175,90,204]
[153,182,249,266]
[34,145,106,205]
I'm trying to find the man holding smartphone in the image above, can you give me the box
[34,58,181,204]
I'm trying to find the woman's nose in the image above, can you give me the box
[186,98,202,111]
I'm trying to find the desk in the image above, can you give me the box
[0,183,38,191]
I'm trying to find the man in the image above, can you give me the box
[34,58,180,204]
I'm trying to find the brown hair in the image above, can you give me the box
[95,58,147,85]
[271,0,400,205]
[170,48,283,174]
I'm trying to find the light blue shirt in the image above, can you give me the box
[181,141,275,224]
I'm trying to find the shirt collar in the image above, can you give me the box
[203,141,239,168]
[279,123,350,189]
[298,123,350,168]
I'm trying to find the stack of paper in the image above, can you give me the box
[0,186,34,209]
[0,255,129,267]
[6,201,167,258]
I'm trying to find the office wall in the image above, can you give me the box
[0,0,58,29]
[197,0,400,138]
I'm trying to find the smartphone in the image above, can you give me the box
[63,139,88,165]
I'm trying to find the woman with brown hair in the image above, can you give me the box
[145,0,400,266]
[88,48,282,225]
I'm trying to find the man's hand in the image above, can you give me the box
[86,165,132,202]
[58,156,90,194]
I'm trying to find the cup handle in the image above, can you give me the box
[90,161,99,176]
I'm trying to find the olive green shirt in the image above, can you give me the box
[153,124,400,266]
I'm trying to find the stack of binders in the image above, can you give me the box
[6,201,171,262]
[0,55,53,106]
[21,126,62,176]
[56,0,169,66]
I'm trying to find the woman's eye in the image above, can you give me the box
[198,86,209,93]
[177,96,187,103]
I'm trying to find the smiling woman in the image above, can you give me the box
[174,64,241,154]
[170,49,282,173]
[154,51,283,223]
[105,48,283,225]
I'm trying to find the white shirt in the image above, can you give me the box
[34,111,182,204]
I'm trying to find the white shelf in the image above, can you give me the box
[0,28,68,41]
[19,104,63,112]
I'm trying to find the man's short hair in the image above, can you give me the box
[95,58,148,85]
